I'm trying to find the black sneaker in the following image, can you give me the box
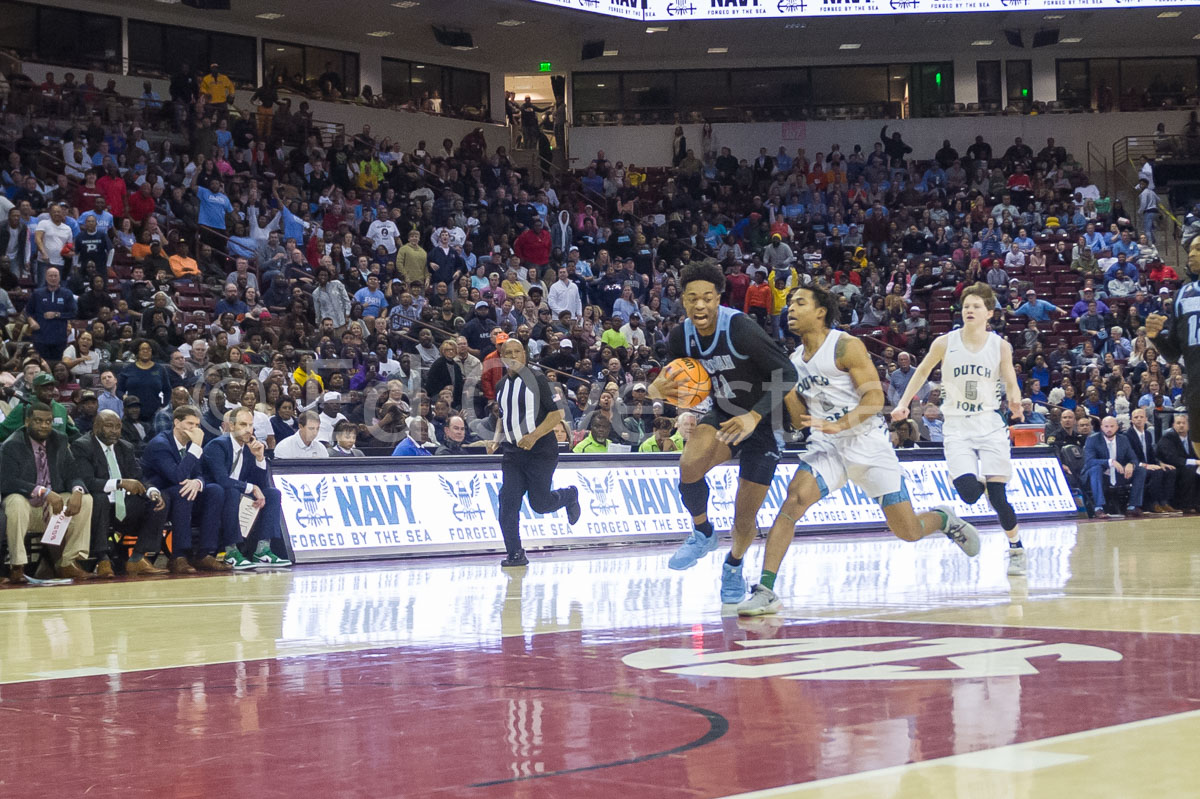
[501,549,529,567]
[565,487,582,525]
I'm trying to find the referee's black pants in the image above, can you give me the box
[498,440,569,556]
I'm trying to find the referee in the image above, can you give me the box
[488,336,581,566]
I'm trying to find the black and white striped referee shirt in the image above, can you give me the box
[496,365,557,445]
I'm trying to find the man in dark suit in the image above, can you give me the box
[1083,415,1146,519]
[141,405,230,574]
[1125,407,1178,515]
[71,410,169,577]
[1157,413,1199,513]
[1,402,93,583]
[201,408,290,569]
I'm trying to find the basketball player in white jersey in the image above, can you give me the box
[738,285,981,616]
[892,281,1027,576]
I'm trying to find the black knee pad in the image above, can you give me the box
[987,481,1019,531]
[953,474,985,505]
[679,479,710,517]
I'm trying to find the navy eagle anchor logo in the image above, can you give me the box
[439,475,487,521]
[280,478,334,528]
[580,473,620,515]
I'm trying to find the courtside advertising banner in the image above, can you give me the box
[273,451,1075,562]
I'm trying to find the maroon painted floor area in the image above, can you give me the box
[3,619,1199,798]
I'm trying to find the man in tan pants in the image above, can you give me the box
[1,403,93,583]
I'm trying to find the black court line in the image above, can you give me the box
[429,683,729,788]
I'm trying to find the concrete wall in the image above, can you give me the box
[569,110,1195,174]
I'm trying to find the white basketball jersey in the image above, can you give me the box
[942,328,1004,418]
[792,330,872,438]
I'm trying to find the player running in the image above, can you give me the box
[891,282,1027,576]
[1147,222,1200,458]
[649,263,798,605]
[738,285,980,616]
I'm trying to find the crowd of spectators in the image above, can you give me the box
[0,64,1195,576]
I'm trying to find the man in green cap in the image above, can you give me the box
[0,372,80,442]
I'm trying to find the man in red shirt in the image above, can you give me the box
[724,261,750,310]
[96,165,127,220]
[743,270,773,329]
[127,182,156,225]
[74,170,103,214]
[514,216,551,269]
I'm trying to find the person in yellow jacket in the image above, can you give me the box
[769,267,800,336]
[638,416,684,452]
[573,415,612,454]
[199,63,236,111]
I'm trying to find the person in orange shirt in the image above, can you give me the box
[744,271,773,330]
[130,229,154,261]
[168,241,200,279]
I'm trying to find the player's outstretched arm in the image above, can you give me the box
[783,389,809,431]
[891,335,947,421]
[1146,311,1183,363]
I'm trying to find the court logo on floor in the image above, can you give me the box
[622,636,1122,681]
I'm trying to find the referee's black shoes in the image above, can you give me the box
[565,487,582,525]
[502,549,529,567]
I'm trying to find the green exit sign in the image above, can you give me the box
[539,62,552,72]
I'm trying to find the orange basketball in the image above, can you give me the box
[666,357,712,409]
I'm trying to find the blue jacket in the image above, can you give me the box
[26,285,76,347]
[1124,426,1160,465]
[392,438,431,457]
[202,433,269,496]
[1083,431,1139,473]
[141,430,205,492]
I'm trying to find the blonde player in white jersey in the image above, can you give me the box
[738,285,982,616]
[892,282,1027,576]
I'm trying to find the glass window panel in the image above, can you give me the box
[976,60,1001,107]
[1056,59,1089,110]
[676,70,730,109]
[1091,59,1119,112]
[620,70,673,110]
[75,13,120,71]
[342,53,360,95]
[163,26,209,76]
[264,41,305,92]
[573,72,620,112]
[810,65,888,106]
[209,32,256,85]
[0,1,36,56]
[1005,60,1032,111]
[730,69,786,107]
[448,70,488,113]
[409,63,444,106]
[381,58,412,103]
[1120,57,1197,110]
[306,47,346,91]
[127,20,165,77]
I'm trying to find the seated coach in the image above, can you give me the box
[141,405,230,574]
[202,408,291,569]
[1,402,93,583]
[71,410,169,577]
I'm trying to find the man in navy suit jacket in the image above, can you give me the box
[1124,407,1177,513]
[201,408,289,569]
[140,405,230,573]
[1083,415,1146,519]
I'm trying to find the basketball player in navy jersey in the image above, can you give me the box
[739,285,980,616]
[649,263,798,605]
[1147,223,1200,457]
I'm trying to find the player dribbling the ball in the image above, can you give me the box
[649,263,798,606]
